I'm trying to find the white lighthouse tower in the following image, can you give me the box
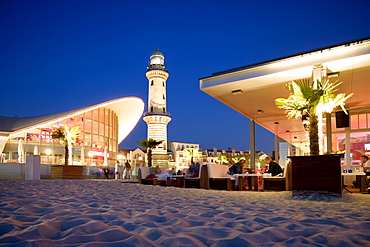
[143,48,171,166]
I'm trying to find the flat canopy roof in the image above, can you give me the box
[199,37,370,148]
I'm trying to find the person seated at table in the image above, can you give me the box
[226,159,246,189]
[264,156,283,176]
[187,162,200,178]
[146,165,172,179]
[227,159,244,176]
[360,155,370,188]
[360,155,370,172]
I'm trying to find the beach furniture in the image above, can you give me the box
[137,167,166,186]
[236,173,263,191]
[263,161,292,191]
[166,175,185,187]
[206,164,234,191]
[184,165,208,189]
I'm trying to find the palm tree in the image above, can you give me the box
[275,78,353,155]
[135,138,163,167]
[51,125,80,165]
[216,154,229,165]
[183,148,202,164]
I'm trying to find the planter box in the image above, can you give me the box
[51,165,83,179]
[289,155,342,196]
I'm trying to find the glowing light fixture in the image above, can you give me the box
[232,89,243,95]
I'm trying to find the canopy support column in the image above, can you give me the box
[250,119,255,171]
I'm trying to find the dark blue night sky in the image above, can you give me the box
[1,0,369,153]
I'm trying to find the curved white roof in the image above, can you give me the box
[0,97,144,144]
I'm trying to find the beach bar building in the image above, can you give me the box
[0,97,144,171]
[199,37,370,173]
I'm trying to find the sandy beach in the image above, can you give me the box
[0,179,369,246]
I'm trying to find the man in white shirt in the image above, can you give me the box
[360,155,370,172]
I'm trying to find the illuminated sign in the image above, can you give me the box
[88,150,110,157]
[365,143,370,151]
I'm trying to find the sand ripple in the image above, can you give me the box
[0,179,369,246]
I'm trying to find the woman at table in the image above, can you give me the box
[226,159,245,188]
[264,156,283,176]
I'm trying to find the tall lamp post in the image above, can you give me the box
[46,149,52,164]
[88,152,93,166]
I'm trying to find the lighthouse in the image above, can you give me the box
[143,48,171,167]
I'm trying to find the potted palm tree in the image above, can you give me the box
[275,78,353,195]
[275,78,352,155]
[135,138,163,167]
[50,125,83,179]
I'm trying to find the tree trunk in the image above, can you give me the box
[148,149,152,167]
[64,145,69,165]
[309,114,319,155]
[68,144,73,166]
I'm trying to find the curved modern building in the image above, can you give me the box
[0,97,144,166]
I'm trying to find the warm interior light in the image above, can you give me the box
[46,149,52,155]
[232,89,243,95]
[117,155,123,160]
[327,71,340,78]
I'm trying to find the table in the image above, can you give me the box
[235,174,262,191]
[167,175,185,187]
[342,172,367,192]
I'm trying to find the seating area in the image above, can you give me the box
[206,164,234,191]
[137,163,293,192]
[137,167,167,186]
[263,162,292,191]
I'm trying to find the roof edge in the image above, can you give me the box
[199,36,370,80]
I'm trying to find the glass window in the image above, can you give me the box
[93,109,99,121]
[92,121,99,135]
[99,122,105,136]
[99,108,105,123]
[359,114,367,129]
[350,115,358,129]
[66,117,74,127]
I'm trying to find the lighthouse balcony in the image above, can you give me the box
[146,65,168,72]
[143,112,171,117]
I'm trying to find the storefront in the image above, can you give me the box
[199,37,370,170]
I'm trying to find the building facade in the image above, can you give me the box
[0,97,144,166]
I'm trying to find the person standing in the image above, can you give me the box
[124,160,132,179]
[264,156,283,176]
[115,160,120,180]
[103,167,110,179]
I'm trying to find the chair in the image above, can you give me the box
[263,162,292,191]
[184,165,209,189]
[207,164,234,191]
[137,167,166,186]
